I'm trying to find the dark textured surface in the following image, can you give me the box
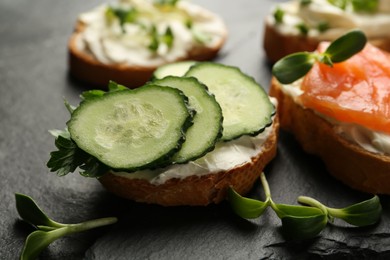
[1,0,390,259]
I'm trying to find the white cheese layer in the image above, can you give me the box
[280,80,390,155]
[267,0,390,41]
[112,98,277,185]
[77,0,227,67]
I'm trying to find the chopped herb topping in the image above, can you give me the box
[351,0,378,13]
[300,0,312,6]
[148,25,175,52]
[296,23,309,35]
[327,0,378,13]
[273,7,284,24]
[106,6,138,33]
[154,0,180,6]
[317,21,330,32]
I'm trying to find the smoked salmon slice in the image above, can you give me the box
[301,42,390,134]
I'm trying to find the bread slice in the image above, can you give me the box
[269,78,390,194]
[98,116,279,206]
[263,23,319,64]
[68,10,227,88]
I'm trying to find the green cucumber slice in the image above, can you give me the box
[185,62,275,141]
[67,85,193,171]
[152,61,197,79]
[152,76,223,163]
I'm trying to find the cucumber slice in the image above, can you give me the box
[152,61,197,79]
[152,76,223,163]
[185,63,275,141]
[67,85,193,171]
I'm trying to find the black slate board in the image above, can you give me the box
[1,0,390,259]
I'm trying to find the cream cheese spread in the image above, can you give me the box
[267,0,390,41]
[77,0,226,67]
[280,80,390,155]
[112,97,277,185]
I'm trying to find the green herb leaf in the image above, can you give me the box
[81,81,128,100]
[327,196,382,226]
[108,80,128,92]
[351,0,378,13]
[149,25,160,52]
[300,0,312,6]
[15,193,64,228]
[272,52,316,84]
[154,0,180,6]
[272,203,328,239]
[47,135,87,176]
[64,99,76,114]
[296,23,309,35]
[20,229,67,260]
[317,21,330,33]
[272,30,367,84]
[228,188,269,219]
[81,90,106,100]
[162,26,174,49]
[324,29,367,63]
[106,6,138,33]
[273,8,284,24]
[327,0,348,9]
[16,194,118,260]
[47,130,107,178]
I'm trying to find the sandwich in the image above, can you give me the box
[264,0,390,63]
[270,30,390,194]
[68,0,227,88]
[48,62,278,206]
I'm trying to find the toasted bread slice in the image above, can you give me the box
[98,116,279,206]
[270,78,390,194]
[68,5,227,88]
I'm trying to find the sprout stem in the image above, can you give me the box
[260,172,272,199]
[298,196,328,214]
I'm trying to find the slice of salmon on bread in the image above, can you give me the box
[270,40,390,194]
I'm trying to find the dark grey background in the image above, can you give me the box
[1,0,390,259]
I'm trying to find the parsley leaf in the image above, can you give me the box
[47,130,108,178]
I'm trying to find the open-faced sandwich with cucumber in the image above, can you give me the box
[264,0,390,63]
[48,62,278,206]
[270,30,390,194]
[69,0,227,88]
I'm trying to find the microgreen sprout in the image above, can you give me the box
[272,29,367,84]
[16,193,118,260]
[228,173,382,240]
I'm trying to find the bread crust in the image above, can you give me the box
[269,78,390,194]
[263,22,390,64]
[98,116,279,206]
[263,23,319,64]
[68,22,226,88]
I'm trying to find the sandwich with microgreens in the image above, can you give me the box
[48,62,278,206]
[69,0,227,87]
[270,30,390,194]
[264,0,390,63]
